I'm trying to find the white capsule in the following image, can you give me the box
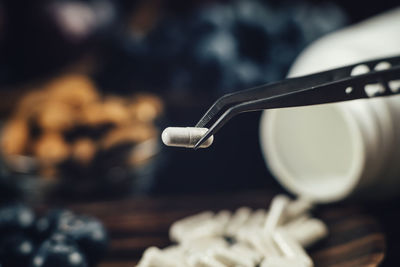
[284,198,313,224]
[187,252,226,267]
[243,209,267,230]
[210,246,253,267]
[285,218,328,248]
[230,243,263,264]
[237,229,281,258]
[137,247,186,267]
[161,127,214,148]
[170,211,214,242]
[264,195,290,234]
[260,257,309,267]
[213,210,232,234]
[272,229,313,267]
[225,207,252,236]
[182,237,228,254]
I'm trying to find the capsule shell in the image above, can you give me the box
[161,127,214,148]
[264,195,290,233]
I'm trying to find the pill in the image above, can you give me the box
[225,207,252,236]
[210,247,253,267]
[137,247,186,267]
[213,210,232,234]
[264,195,290,233]
[174,211,231,242]
[243,209,267,229]
[187,253,226,267]
[272,229,313,267]
[260,257,309,267]
[170,212,214,242]
[284,198,313,223]
[237,230,281,258]
[230,243,263,264]
[161,127,214,148]
[182,237,228,254]
[285,218,328,248]
[283,214,311,233]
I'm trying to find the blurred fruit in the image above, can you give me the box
[1,119,29,156]
[37,102,76,132]
[34,133,70,164]
[0,203,35,234]
[71,139,96,165]
[32,209,76,241]
[31,233,87,267]
[57,216,108,266]
[46,75,99,108]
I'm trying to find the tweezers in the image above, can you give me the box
[193,55,400,149]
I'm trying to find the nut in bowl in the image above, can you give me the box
[0,74,164,201]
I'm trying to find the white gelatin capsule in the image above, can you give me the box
[170,211,214,242]
[213,210,231,234]
[243,209,267,230]
[272,229,313,267]
[285,218,328,248]
[137,247,186,267]
[284,198,313,223]
[264,195,290,233]
[237,229,281,258]
[210,247,253,267]
[182,237,228,254]
[231,243,263,264]
[161,127,214,148]
[187,253,226,267]
[225,207,252,236]
[260,257,309,267]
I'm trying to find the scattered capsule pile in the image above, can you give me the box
[137,195,327,267]
[0,203,108,267]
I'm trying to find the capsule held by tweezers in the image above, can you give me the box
[162,127,214,148]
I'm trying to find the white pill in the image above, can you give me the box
[231,244,263,264]
[213,210,232,234]
[170,212,214,242]
[243,209,267,229]
[272,229,313,267]
[225,207,252,236]
[264,195,290,233]
[285,218,328,248]
[182,237,228,254]
[137,247,186,267]
[284,198,313,223]
[237,230,281,258]
[283,215,311,232]
[210,247,253,267]
[260,257,309,267]
[161,127,214,148]
[187,253,226,267]
[230,243,263,264]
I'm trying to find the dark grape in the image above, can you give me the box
[31,234,87,267]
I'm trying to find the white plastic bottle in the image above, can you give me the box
[259,8,400,203]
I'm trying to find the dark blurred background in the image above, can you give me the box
[0,0,399,203]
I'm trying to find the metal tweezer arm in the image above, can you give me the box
[194,55,400,149]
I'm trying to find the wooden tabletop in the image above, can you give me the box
[66,191,385,267]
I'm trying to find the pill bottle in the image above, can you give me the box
[259,8,400,203]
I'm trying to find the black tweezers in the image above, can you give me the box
[193,55,400,149]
